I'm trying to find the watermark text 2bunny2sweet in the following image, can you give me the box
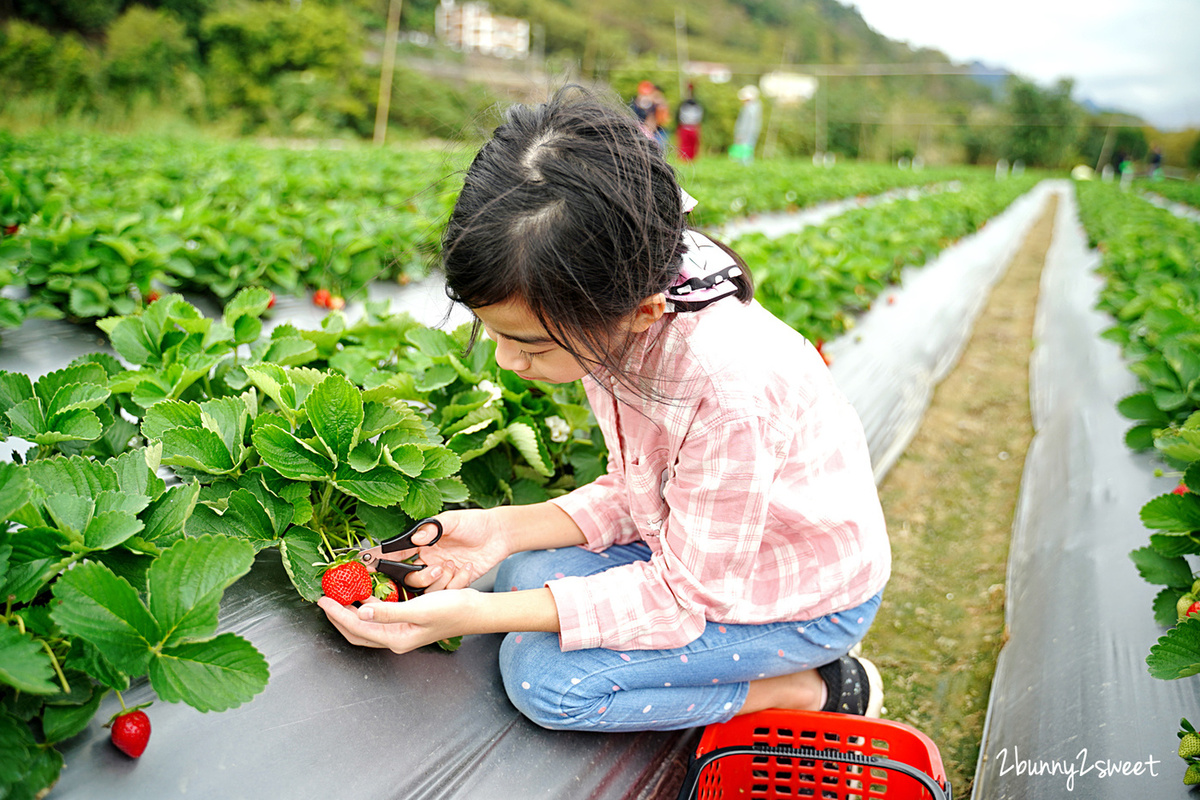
[990,746,1161,792]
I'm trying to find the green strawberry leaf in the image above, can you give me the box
[26,454,117,499]
[199,395,254,464]
[415,364,459,392]
[420,446,462,481]
[1130,546,1195,587]
[385,443,425,477]
[361,400,409,438]
[111,446,167,502]
[32,407,104,446]
[0,623,59,694]
[436,477,470,504]
[149,632,269,712]
[0,709,37,789]
[406,326,458,358]
[34,363,108,410]
[1147,617,1200,679]
[161,426,239,475]
[253,425,334,480]
[46,382,109,418]
[1156,428,1200,463]
[50,561,159,675]
[0,462,32,521]
[6,396,46,437]
[1141,493,1200,532]
[141,482,201,545]
[104,316,157,366]
[142,399,203,440]
[83,510,144,551]
[44,493,94,534]
[1149,532,1200,558]
[1156,586,1188,627]
[280,527,324,602]
[149,535,255,647]
[506,418,553,477]
[41,685,105,744]
[305,374,363,464]
[399,478,443,519]
[332,463,410,507]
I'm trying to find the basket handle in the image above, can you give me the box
[676,743,951,800]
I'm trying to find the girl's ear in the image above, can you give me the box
[629,293,667,333]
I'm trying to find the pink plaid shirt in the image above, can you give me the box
[547,297,891,652]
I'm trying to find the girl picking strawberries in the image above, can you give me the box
[319,87,891,731]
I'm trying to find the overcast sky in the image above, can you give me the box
[846,0,1200,130]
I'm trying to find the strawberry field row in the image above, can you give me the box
[1145,180,1200,214]
[734,175,1040,347]
[0,129,1005,332]
[1074,179,1200,783]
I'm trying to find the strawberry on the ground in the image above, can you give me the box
[313,288,332,308]
[110,710,151,758]
[322,560,373,605]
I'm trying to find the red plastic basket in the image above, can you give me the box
[676,709,951,800]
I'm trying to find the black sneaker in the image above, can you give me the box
[817,654,884,717]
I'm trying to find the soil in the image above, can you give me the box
[861,195,1060,797]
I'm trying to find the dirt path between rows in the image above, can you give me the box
[862,194,1060,797]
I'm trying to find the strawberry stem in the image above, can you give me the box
[41,641,71,694]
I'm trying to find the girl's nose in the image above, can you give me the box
[492,336,530,373]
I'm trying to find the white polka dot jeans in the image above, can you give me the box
[495,543,883,732]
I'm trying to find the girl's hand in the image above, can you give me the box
[395,509,515,593]
[317,591,477,654]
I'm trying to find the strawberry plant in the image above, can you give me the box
[739,175,1039,345]
[1076,180,1200,783]
[0,449,268,798]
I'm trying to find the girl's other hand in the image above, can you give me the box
[398,509,514,593]
[318,592,477,654]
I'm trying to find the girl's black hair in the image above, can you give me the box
[442,85,753,396]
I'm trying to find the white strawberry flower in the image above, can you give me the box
[545,415,570,443]
[478,379,503,407]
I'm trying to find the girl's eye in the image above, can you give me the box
[522,349,551,358]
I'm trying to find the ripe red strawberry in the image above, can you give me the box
[1188,601,1200,619]
[145,291,160,303]
[110,710,151,758]
[322,561,372,604]
[313,288,332,308]
[375,578,399,603]
[3,224,18,236]
[1174,483,1190,496]
[267,291,276,309]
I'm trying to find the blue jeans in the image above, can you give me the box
[496,542,883,732]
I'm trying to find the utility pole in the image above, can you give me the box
[675,8,689,98]
[374,0,403,146]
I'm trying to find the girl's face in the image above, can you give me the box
[473,298,591,384]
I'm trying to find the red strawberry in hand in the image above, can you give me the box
[322,561,373,605]
[375,578,400,603]
[110,710,151,758]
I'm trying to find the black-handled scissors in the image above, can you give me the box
[357,517,443,589]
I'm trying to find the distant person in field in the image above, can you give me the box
[731,85,762,165]
[676,83,703,161]
[631,80,660,143]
